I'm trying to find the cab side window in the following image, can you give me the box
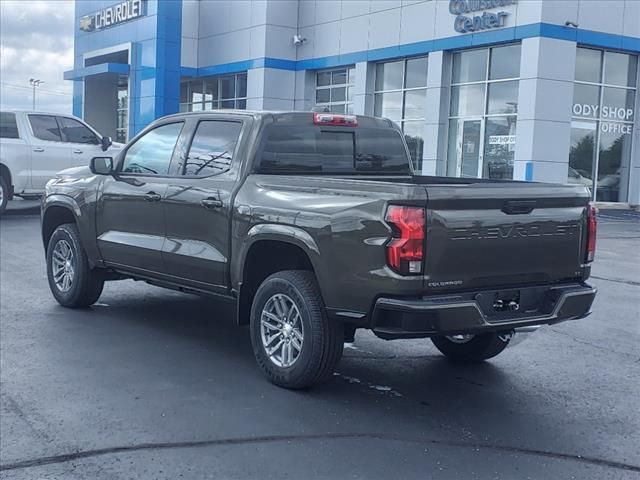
[59,117,99,144]
[29,115,62,142]
[122,123,184,175]
[183,120,241,176]
[0,112,19,139]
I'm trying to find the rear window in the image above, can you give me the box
[257,126,411,175]
[0,112,19,139]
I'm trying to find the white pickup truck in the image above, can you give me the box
[0,110,122,214]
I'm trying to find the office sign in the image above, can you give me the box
[450,0,517,34]
[573,103,634,135]
[80,0,146,32]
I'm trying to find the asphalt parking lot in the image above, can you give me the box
[0,210,638,479]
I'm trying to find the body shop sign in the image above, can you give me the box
[450,0,517,33]
[80,0,145,32]
[573,103,634,135]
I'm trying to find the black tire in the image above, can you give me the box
[431,332,511,363]
[0,175,8,216]
[46,223,104,308]
[250,270,344,389]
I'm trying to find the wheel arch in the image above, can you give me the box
[0,163,13,199]
[41,196,81,250]
[235,225,324,326]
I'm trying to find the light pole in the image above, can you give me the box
[29,78,44,110]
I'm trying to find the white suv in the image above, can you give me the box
[0,110,123,214]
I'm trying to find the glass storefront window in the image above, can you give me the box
[180,73,248,112]
[452,48,487,83]
[570,47,637,202]
[315,66,355,115]
[450,84,484,117]
[489,44,521,80]
[569,121,597,187]
[483,116,516,179]
[447,44,521,180]
[116,75,128,143]
[604,51,638,87]
[486,81,519,115]
[374,56,428,171]
[575,48,602,83]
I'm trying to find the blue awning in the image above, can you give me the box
[64,63,130,81]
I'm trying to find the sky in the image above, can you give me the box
[0,0,75,113]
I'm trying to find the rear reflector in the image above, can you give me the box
[586,203,597,262]
[385,205,425,275]
[313,112,358,126]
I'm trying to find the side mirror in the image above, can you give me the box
[101,136,113,151]
[90,156,114,175]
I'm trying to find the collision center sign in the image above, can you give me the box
[80,0,146,32]
[450,0,516,33]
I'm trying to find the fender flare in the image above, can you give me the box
[42,194,82,220]
[41,194,82,248]
[232,223,323,289]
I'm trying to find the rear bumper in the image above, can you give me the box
[371,283,596,339]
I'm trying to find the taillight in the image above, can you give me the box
[313,112,358,126]
[586,203,597,263]
[385,205,425,275]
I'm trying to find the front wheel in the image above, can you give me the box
[431,332,512,363]
[250,270,344,389]
[46,223,104,308]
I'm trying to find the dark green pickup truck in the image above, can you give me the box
[41,111,597,388]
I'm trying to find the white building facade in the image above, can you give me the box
[66,0,640,204]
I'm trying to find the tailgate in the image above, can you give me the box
[424,182,591,291]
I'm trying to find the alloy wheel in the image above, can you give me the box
[260,293,304,368]
[51,239,75,292]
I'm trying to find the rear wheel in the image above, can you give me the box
[46,223,104,308]
[0,175,8,215]
[431,332,512,363]
[250,270,344,389]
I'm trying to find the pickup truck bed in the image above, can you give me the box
[41,111,597,389]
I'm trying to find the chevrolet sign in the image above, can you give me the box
[79,0,145,32]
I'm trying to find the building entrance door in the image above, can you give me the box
[457,119,483,178]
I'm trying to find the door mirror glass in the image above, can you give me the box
[101,136,113,151]
[90,156,114,175]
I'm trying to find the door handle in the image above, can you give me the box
[33,147,44,152]
[144,191,162,202]
[73,149,83,154]
[201,197,223,209]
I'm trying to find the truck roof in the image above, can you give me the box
[161,110,398,129]
[1,109,78,117]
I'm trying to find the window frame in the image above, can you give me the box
[118,121,186,178]
[571,46,637,202]
[373,56,428,171]
[180,72,248,113]
[27,114,64,143]
[447,44,521,179]
[314,66,356,114]
[179,118,245,178]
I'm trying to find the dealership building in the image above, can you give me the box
[65,0,640,204]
